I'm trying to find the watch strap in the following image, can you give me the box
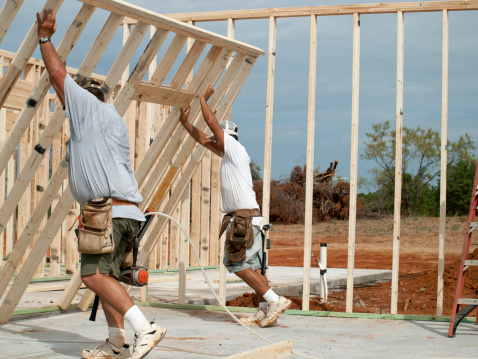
[39,37,51,44]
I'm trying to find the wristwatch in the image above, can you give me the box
[39,37,51,44]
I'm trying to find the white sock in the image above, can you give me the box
[124,305,151,334]
[263,289,279,304]
[259,301,268,313]
[108,327,125,348]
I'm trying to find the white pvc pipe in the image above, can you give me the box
[319,243,328,302]
[320,243,327,271]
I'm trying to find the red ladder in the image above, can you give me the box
[448,157,478,337]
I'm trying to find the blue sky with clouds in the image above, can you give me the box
[3,0,478,187]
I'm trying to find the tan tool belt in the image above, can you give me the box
[112,198,138,206]
[220,208,261,263]
[77,198,114,254]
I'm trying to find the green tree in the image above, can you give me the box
[360,121,475,216]
[358,169,394,214]
[446,159,476,216]
[250,159,262,182]
[416,182,439,217]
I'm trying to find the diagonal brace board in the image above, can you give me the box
[100,21,149,97]
[149,33,188,87]
[169,39,207,90]
[110,28,169,116]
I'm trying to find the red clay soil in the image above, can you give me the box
[227,217,478,316]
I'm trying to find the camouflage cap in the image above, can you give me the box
[74,75,101,90]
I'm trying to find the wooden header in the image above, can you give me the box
[122,0,478,23]
[78,0,264,56]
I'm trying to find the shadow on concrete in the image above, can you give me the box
[409,319,478,338]
[3,310,103,358]
[1,325,94,358]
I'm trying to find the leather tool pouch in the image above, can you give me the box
[77,198,114,254]
[224,208,260,262]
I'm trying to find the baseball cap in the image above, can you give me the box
[219,120,238,137]
[74,75,101,90]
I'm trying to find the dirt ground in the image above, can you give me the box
[227,216,478,317]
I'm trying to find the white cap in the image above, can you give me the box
[220,120,238,137]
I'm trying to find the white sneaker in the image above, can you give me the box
[260,296,291,327]
[239,308,278,326]
[131,322,167,359]
[239,308,266,326]
[81,339,131,359]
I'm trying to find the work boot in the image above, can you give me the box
[131,322,167,359]
[81,339,131,359]
[260,296,292,327]
[239,308,277,326]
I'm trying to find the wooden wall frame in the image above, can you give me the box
[144,0,476,315]
[0,0,263,324]
[1,0,477,327]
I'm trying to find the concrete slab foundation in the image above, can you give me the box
[1,267,477,358]
[2,306,478,358]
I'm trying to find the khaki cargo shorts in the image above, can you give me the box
[223,225,266,273]
[80,218,141,279]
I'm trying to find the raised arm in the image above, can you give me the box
[179,105,222,157]
[37,9,66,106]
[200,84,225,153]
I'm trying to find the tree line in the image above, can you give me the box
[358,121,476,217]
[250,120,476,223]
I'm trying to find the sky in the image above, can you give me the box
[3,0,478,187]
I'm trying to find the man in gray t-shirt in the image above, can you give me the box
[37,9,165,359]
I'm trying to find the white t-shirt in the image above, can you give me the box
[220,134,262,228]
[64,75,145,222]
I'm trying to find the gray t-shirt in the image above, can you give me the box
[64,75,145,222]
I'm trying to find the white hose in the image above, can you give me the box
[145,212,318,359]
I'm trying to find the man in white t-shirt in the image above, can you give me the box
[37,9,165,359]
[180,83,291,327]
